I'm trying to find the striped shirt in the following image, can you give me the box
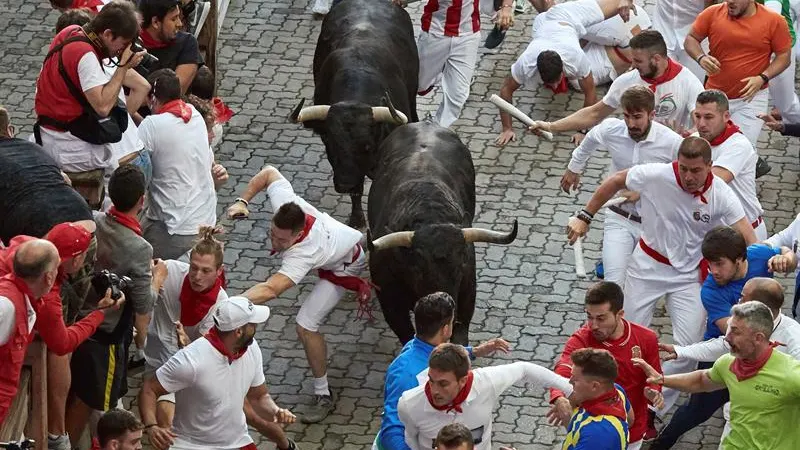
[421,0,481,37]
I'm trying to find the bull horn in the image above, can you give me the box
[291,101,331,123]
[372,106,408,125]
[383,90,405,122]
[288,98,306,122]
[462,219,518,245]
[370,230,415,251]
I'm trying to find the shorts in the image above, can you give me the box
[70,336,129,411]
[583,7,652,47]
[583,42,617,85]
[532,0,604,38]
[141,216,198,260]
[296,245,368,332]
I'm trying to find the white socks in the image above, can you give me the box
[313,375,330,396]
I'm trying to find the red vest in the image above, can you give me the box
[0,275,36,423]
[34,25,103,125]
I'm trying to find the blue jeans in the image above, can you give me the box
[128,149,152,189]
[649,361,729,449]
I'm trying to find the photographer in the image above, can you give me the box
[136,0,204,95]
[65,165,165,447]
[33,0,145,209]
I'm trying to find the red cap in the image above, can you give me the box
[46,223,92,259]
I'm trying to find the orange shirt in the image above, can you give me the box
[691,3,792,99]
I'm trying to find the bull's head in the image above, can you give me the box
[289,92,408,194]
[366,220,519,298]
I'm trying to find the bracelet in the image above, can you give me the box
[575,209,593,225]
[235,197,249,206]
[696,54,707,64]
[144,424,157,429]
[759,73,770,84]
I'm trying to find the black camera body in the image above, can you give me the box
[130,39,159,73]
[91,270,131,301]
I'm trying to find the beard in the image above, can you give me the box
[640,62,658,80]
[237,331,255,350]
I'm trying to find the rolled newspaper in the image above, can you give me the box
[489,94,555,140]
[571,196,631,277]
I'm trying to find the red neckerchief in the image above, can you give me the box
[709,121,742,146]
[730,343,780,381]
[672,161,713,204]
[424,371,474,414]
[642,58,683,92]
[271,214,316,256]
[159,99,192,123]
[204,326,247,364]
[213,98,234,124]
[139,29,169,50]
[107,206,142,236]
[71,0,104,12]
[580,387,627,421]
[545,75,569,94]
[179,271,226,327]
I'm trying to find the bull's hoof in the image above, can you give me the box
[348,213,367,230]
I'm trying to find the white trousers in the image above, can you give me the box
[623,246,704,414]
[417,32,481,128]
[628,440,643,450]
[754,218,768,242]
[729,89,769,148]
[296,246,367,332]
[719,402,732,450]
[602,212,642,288]
[583,7,652,47]
[769,51,800,123]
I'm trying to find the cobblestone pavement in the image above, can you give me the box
[2,0,800,448]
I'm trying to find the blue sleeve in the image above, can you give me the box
[748,244,781,277]
[378,365,419,450]
[701,284,735,326]
[572,422,625,450]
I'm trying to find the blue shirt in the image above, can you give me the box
[562,384,630,450]
[376,337,474,450]
[702,244,780,339]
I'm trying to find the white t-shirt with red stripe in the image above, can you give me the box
[625,162,745,272]
[267,177,362,284]
[421,0,481,36]
[602,61,704,131]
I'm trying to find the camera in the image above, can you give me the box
[91,270,131,301]
[130,39,159,72]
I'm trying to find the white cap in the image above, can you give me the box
[213,296,270,332]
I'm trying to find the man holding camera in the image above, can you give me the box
[33,0,145,209]
[136,0,204,95]
[65,165,164,447]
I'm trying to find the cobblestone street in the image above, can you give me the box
[2,0,800,448]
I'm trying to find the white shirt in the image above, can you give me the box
[0,295,36,346]
[603,64,704,131]
[420,0,481,36]
[141,105,217,235]
[652,0,704,50]
[102,61,144,165]
[144,260,227,370]
[707,132,764,225]
[267,177,363,284]
[675,314,800,361]
[626,162,746,272]
[397,362,573,450]
[511,29,592,88]
[766,213,800,258]
[156,337,265,449]
[569,119,682,216]
[33,53,113,172]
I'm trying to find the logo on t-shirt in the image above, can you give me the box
[631,345,641,360]
[693,210,711,223]
[754,383,781,396]
[655,93,677,118]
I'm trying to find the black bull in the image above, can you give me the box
[290,0,420,229]
[367,123,518,345]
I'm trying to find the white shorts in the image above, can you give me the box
[532,0,604,38]
[583,7,652,47]
[296,245,368,332]
[158,392,176,404]
[581,43,618,87]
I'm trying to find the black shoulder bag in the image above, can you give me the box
[35,34,128,146]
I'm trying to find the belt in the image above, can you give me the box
[118,151,140,166]
[608,205,641,223]
[751,216,763,229]
[639,239,709,282]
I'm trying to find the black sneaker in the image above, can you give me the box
[484,25,506,49]
[756,156,772,179]
[282,438,300,450]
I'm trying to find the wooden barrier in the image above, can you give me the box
[0,338,48,448]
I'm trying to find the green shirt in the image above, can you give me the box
[709,351,800,450]
[757,0,796,46]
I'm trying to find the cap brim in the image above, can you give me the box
[249,304,270,325]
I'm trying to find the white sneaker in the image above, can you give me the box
[189,1,211,37]
[312,0,331,15]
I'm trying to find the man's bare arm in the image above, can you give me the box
[585,169,629,215]
[663,370,726,393]
[242,273,295,305]
[578,74,598,108]
[731,217,757,245]
[175,63,199,94]
[549,101,615,133]
[238,166,284,203]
